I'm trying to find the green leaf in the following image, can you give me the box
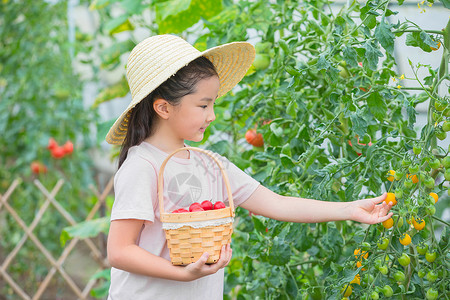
[93,77,129,108]
[287,100,298,118]
[360,5,377,29]
[155,0,222,34]
[350,109,368,137]
[316,54,330,71]
[100,40,135,68]
[362,41,383,70]
[155,0,191,22]
[104,15,134,35]
[269,122,284,137]
[60,216,110,247]
[405,31,434,52]
[120,0,147,14]
[367,92,387,121]
[439,0,450,9]
[268,237,291,266]
[342,46,358,68]
[375,20,395,54]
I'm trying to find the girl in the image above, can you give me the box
[106,34,393,299]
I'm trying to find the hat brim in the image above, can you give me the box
[105,41,255,145]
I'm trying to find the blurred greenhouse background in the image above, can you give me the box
[1,0,449,299]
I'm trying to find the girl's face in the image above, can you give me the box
[169,75,220,142]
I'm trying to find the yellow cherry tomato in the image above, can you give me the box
[429,192,438,203]
[387,170,395,182]
[383,218,394,229]
[384,192,397,206]
[399,233,412,246]
[413,217,426,230]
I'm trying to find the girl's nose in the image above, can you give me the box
[207,108,216,122]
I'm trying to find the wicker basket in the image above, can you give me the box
[158,147,235,265]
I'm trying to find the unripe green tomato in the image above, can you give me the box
[426,288,438,300]
[370,291,379,300]
[394,170,404,180]
[394,188,403,199]
[432,111,440,122]
[255,42,272,54]
[377,237,389,250]
[434,100,447,111]
[364,273,375,284]
[396,215,404,228]
[426,205,436,216]
[424,176,435,189]
[382,285,393,298]
[425,251,437,263]
[401,158,411,167]
[419,171,427,181]
[418,197,425,206]
[443,120,450,132]
[379,264,388,275]
[398,253,410,266]
[445,107,450,117]
[413,146,422,155]
[361,242,371,251]
[404,179,413,189]
[409,164,419,173]
[417,243,428,255]
[426,270,438,282]
[429,158,441,169]
[443,156,450,168]
[418,269,426,278]
[253,54,271,70]
[445,169,450,181]
[393,270,406,282]
[338,66,350,78]
[435,129,447,141]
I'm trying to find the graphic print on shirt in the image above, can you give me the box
[167,172,202,207]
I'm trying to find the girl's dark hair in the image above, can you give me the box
[118,56,218,169]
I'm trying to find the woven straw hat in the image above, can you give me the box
[105,34,255,145]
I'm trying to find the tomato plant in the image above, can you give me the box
[79,0,450,298]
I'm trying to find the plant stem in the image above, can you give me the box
[393,29,444,35]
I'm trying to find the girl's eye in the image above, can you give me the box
[200,105,208,109]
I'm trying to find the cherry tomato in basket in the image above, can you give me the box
[201,200,213,211]
[172,208,189,213]
[189,203,204,212]
[214,201,226,210]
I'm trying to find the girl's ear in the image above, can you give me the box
[153,98,170,119]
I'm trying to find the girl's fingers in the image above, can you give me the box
[372,192,387,204]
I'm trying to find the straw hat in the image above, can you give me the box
[106,34,256,145]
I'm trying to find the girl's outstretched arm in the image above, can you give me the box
[240,185,393,224]
[107,219,232,281]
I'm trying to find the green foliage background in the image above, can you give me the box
[0,0,99,297]
[1,0,449,299]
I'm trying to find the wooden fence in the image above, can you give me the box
[0,177,113,300]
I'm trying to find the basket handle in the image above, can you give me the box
[157,147,235,217]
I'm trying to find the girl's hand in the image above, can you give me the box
[183,244,232,281]
[349,192,394,224]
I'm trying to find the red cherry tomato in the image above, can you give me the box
[47,137,58,150]
[201,200,213,211]
[63,141,74,154]
[189,203,204,212]
[51,146,65,159]
[213,201,226,210]
[245,129,264,147]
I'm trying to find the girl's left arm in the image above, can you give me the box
[240,185,393,224]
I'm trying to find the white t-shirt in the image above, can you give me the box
[108,142,260,300]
